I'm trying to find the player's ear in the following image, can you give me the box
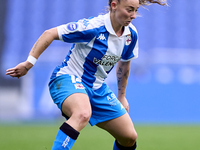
[110,0,118,11]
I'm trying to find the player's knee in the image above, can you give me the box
[120,130,137,147]
[79,111,91,123]
[74,109,91,127]
[129,132,137,147]
[127,131,137,147]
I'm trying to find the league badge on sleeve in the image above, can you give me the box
[66,22,79,32]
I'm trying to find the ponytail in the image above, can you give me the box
[139,0,167,6]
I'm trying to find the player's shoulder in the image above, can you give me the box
[78,14,105,30]
[128,23,138,34]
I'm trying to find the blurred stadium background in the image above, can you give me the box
[0,0,200,125]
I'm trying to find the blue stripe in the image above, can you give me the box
[62,28,99,43]
[121,27,138,60]
[82,27,109,88]
[50,45,74,79]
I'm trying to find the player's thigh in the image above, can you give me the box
[61,93,92,118]
[49,74,91,118]
[97,113,137,144]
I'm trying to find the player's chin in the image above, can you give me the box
[124,21,131,26]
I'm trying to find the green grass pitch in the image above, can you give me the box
[0,123,199,150]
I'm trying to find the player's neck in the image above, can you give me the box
[110,14,124,37]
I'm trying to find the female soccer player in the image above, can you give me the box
[6,0,167,149]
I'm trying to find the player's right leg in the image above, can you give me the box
[51,93,91,150]
[49,74,91,150]
[61,93,92,132]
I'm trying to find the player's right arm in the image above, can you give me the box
[6,27,59,78]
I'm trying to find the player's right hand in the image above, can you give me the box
[6,61,33,78]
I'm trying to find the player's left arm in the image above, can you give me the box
[116,60,131,112]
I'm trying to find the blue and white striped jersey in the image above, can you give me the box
[50,12,138,90]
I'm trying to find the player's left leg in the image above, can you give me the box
[96,112,137,150]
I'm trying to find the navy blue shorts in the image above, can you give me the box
[49,74,127,126]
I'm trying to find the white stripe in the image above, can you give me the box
[71,75,76,83]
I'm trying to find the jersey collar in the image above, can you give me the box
[104,12,131,37]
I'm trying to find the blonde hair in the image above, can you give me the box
[108,0,167,10]
[139,0,167,6]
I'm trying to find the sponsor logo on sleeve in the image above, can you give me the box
[83,19,89,28]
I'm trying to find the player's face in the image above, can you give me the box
[112,0,139,26]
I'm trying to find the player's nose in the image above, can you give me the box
[130,11,137,19]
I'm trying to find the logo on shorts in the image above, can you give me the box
[74,83,85,89]
[107,93,119,106]
[56,81,62,90]
[66,22,79,32]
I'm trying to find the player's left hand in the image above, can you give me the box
[119,97,129,112]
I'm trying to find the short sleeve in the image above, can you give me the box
[121,27,138,62]
[57,18,99,43]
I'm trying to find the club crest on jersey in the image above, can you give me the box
[126,34,132,46]
[66,22,79,32]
